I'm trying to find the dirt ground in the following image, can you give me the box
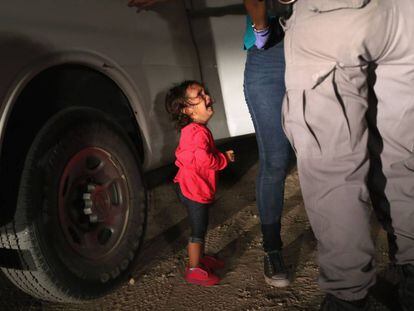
[0,137,404,310]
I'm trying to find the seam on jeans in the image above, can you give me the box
[243,76,266,212]
[243,69,265,160]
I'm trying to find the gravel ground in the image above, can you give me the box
[0,137,404,311]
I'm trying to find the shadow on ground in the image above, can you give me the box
[0,271,42,310]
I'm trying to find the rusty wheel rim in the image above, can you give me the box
[58,147,129,260]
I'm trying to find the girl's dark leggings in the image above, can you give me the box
[177,186,210,244]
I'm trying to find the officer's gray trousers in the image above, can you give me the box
[282,0,414,301]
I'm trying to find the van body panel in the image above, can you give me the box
[0,0,252,170]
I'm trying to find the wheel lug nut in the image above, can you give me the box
[87,184,96,192]
[83,207,93,215]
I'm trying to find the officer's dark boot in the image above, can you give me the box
[399,263,414,311]
[320,294,369,311]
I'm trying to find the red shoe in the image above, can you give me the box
[184,267,220,286]
[200,255,225,270]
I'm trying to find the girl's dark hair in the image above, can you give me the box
[165,80,202,129]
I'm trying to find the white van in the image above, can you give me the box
[0,0,252,303]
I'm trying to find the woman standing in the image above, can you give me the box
[243,0,294,287]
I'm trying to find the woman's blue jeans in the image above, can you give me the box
[244,42,294,252]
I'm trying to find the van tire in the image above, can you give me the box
[0,107,147,302]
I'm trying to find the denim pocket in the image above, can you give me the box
[308,0,370,12]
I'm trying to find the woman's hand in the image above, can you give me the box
[244,0,267,30]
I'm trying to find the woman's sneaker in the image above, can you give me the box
[184,266,220,286]
[264,250,290,287]
[199,255,225,270]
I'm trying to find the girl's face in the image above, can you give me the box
[184,83,214,124]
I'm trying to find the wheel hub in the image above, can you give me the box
[58,147,129,260]
[82,184,113,223]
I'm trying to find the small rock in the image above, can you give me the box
[129,278,136,285]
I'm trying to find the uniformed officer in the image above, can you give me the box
[281,0,414,309]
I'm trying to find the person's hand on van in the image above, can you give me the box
[127,0,167,12]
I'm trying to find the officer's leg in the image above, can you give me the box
[281,0,385,301]
[373,1,414,308]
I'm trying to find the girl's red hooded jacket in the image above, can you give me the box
[174,123,227,204]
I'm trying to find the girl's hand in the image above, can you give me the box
[225,150,235,163]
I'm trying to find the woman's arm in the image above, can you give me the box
[244,0,267,30]
[244,0,270,49]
